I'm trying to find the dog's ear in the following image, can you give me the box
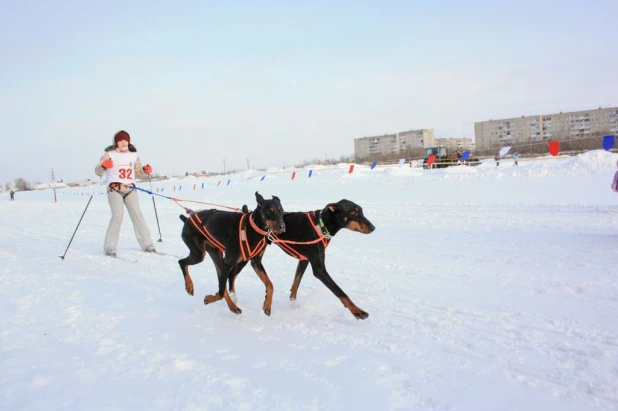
[272,195,281,204]
[255,191,264,204]
[326,203,338,213]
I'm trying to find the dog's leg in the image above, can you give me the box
[200,245,242,314]
[309,258,369,320]
[290,260,310,301]
[178,237,207,296]
[205,258,242,314]
[228,261,249,303]
[249,255,274,316]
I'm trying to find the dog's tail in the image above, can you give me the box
[179,215,188,223]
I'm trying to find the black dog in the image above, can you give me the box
[178,192,285,315]
[228,199,375,319]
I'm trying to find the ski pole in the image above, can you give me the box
[148,175,163,242]
[60,177,102,260]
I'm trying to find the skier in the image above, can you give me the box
[95,130,156,257]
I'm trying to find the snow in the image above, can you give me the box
[2,150,618,410]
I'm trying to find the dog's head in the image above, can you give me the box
[254,191,286,234]
[324,199,375,234]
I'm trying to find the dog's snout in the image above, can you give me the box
[368,223,375,232]
[277,223,286,234]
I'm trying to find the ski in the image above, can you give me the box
[152,251,182,258]
[107,255,138,263]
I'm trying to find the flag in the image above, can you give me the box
[370,161,377,170]
[427,155,437,167]
[308,170,313,178]
[548,141,560,156]
[603,135,615,151]
[291,171,296,180]
[499,146,511,156]
[461,151,470,161]
[260,175,266,181]
[348,164,355,174]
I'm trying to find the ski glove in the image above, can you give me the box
[143,164,152,175]
[102,159,113,169]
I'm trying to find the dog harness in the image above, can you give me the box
[188,211,267,261]
[108,182,136,198]
[270,211,331,261]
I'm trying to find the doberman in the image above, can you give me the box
[228,199,375,319]
[178,191,285,315]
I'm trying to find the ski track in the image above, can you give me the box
[2,153,618,410]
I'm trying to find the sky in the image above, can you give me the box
[2,151,618,410]
[1,1,617,184]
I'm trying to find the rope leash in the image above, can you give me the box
[129,186,242,213]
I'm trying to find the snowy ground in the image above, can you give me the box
[2,150,618,410]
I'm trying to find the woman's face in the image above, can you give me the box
[116,140,129,152]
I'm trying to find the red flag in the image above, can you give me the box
[348,164,355,174]
[291,171,296,180]
[427,154,437,166]
[548,141,560,156]
[217,180,221,186]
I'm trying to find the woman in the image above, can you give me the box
[95,130,156,257]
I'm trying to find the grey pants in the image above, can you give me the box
[104,190,154,253]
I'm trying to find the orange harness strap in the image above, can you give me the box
[189,213,226,254]
[190,212,268,261]
[239,213,267,261]
[271,212,330,260]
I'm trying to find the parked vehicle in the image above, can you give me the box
[422,146,481,169]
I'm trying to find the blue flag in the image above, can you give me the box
[227,180,231,186]
[603,135,615,151]
[260,175,266,181]
[461,151,471,161]
[308,170,313,178]
[370,161,377,170]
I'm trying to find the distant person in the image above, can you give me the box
[95,130,156,257]
[612,161,618,193]
[9,190,15,201]
[494,153,500,167]
[513,152,519,166]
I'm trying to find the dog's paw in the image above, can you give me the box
[354,310,369,320]
[263,305,271,316]
[184,278,194,296]
[204,294,219,305]
[230,306,242,315]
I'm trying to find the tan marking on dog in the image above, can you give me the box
[223,289,242,314]
[347,220,373,234]
[254,268,274,316]
[339,296,369,319]
[203,293,222,305]
[183,266,194,296]
[290,276,302,301]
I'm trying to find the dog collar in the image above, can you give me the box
[318,210,333,239]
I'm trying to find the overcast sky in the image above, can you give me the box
[1,0,617,183]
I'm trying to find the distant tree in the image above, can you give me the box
[14,177,32,191]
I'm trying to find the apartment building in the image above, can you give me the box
[474,107,618,151]
[354,129,436,159]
